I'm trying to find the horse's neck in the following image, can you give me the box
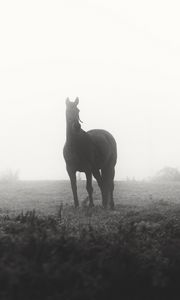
[66,121,82,145]
[66,123,73,142]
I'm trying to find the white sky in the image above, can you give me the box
[0,0,180,180]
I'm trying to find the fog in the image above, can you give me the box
[0,0,180,180]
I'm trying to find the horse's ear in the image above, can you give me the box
[74,97,79,106]
[66,97,70,105]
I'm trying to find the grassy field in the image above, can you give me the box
[1,179,180,213]
[0,180,180,299]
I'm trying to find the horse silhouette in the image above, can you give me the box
[63,97,117,209]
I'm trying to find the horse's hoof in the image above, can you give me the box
[110,204,115,210]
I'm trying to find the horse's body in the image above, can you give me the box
[63,98,117,208]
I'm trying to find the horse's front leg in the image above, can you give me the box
[85,171,94,207]
[67,167,79,207]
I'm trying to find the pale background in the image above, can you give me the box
[0,0,180,180]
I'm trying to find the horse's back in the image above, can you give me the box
[87,129,117,168]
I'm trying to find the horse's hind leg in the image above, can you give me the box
[101,168,111,209]
[92,168,103,193]
[109,167,115,209]
[85,171,94,207]
[101,165,115,209]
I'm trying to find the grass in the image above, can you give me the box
[0,180,180,299]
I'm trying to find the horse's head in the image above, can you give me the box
[65,97,82,131]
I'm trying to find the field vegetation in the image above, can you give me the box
[0,180,180,299]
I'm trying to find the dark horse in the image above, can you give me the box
[63,98,117,209]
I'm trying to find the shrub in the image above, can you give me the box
[0,169,20,183]
[0,207,179,299]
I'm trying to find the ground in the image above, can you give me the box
[0,180,180,299]
[1,179,180,213]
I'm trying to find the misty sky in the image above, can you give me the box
[0,0,180,180]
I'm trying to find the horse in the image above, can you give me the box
[63,97,117,209]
